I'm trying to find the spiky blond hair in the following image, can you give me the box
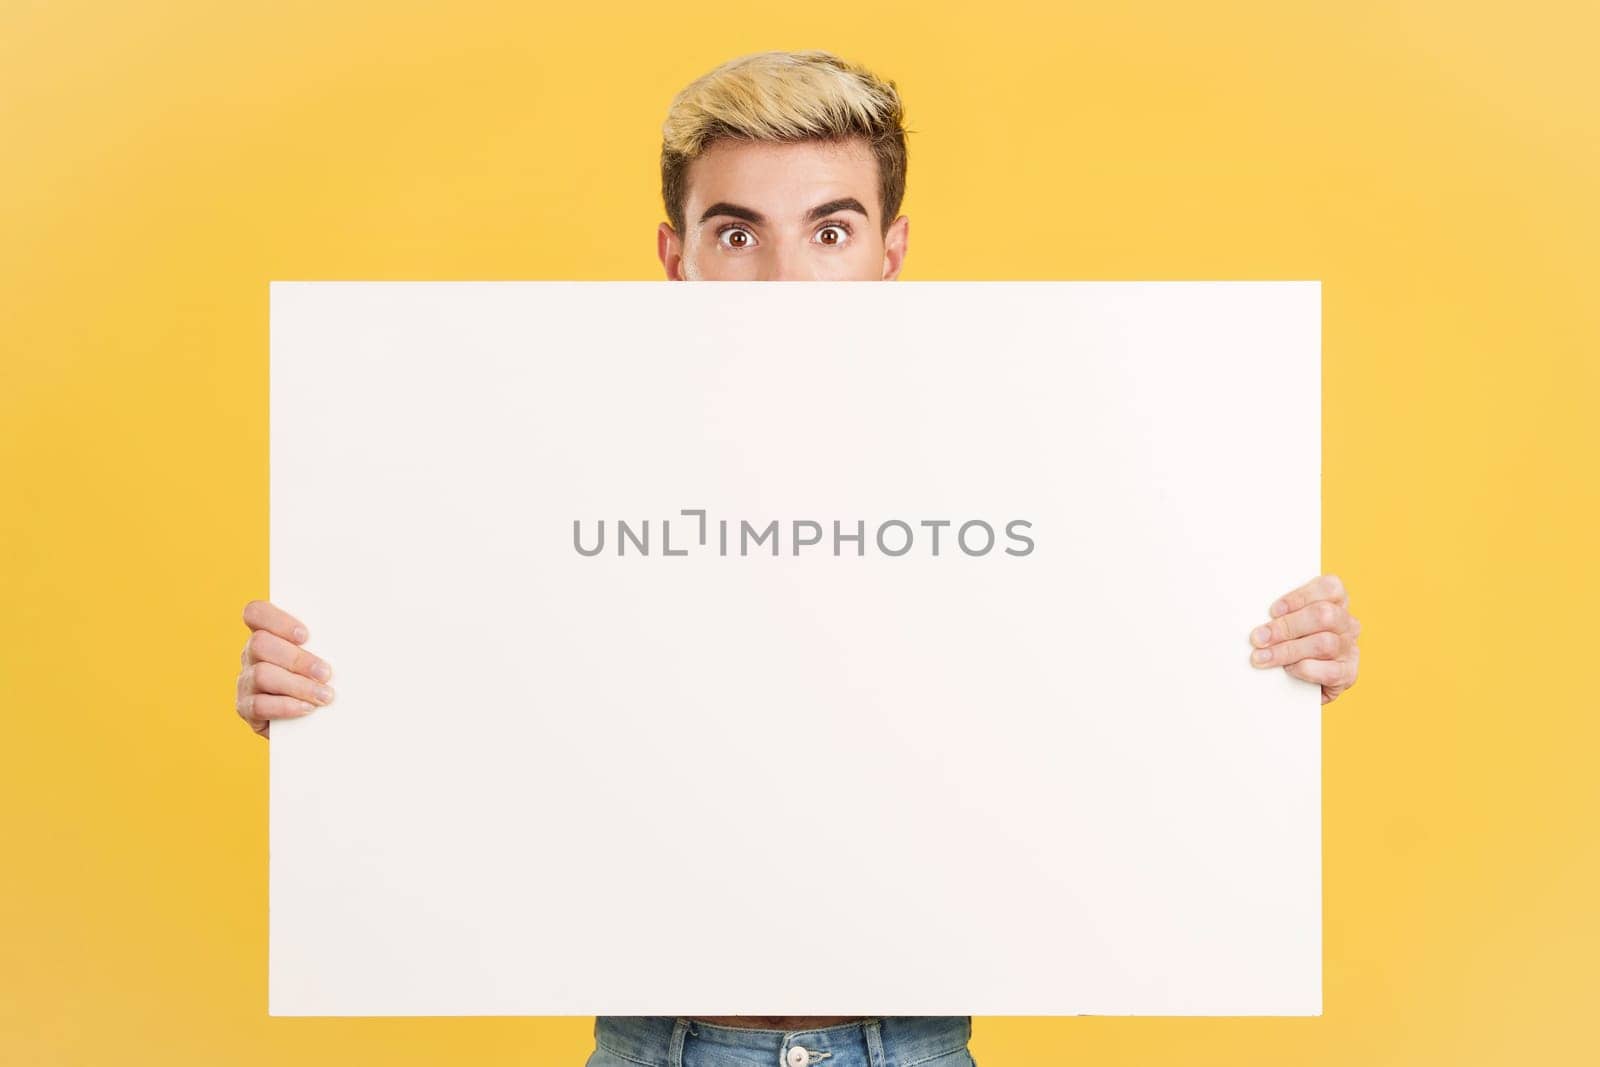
[660,50,911,239]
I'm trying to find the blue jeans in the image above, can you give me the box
[585,1016,976,1067]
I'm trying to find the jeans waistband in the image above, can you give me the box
[593,1016,972,1067]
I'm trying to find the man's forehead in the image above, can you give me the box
[684,137,878,224]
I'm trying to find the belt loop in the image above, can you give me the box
[668,1017,690,1067]
[864,1018,887,1067]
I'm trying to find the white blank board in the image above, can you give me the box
[269,280,1321,1017]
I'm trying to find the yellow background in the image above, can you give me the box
[3,1,1596,1063]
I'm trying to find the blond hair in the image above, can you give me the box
[660,50,911,239]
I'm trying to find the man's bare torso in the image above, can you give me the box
[689,1016,866,1030]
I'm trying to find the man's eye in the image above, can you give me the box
[717,226,755,249]
[815,224,851,246]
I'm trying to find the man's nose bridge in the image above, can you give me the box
[762,238,820,281]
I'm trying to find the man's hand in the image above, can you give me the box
[237,600,335,738]
[1248,574,1361,705]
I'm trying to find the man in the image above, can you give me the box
[236,49,1361,1067]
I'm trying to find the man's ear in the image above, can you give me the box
[658,222,687,281]
[881,214,910,280]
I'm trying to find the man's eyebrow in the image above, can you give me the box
[803,197,870,223]
[699,202,765,226]
[697,197,871,227]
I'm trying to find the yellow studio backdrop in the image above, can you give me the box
[2,1,1595,1063]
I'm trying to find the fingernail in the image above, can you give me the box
[298,700,315,714]
[1251,625,1272,645]
[1252,649,1272,664]
[311,661,332,682]
[293,626,309,643]
[1270,600,1288,617]
[314,685,334,704]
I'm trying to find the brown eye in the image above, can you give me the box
[718,226,754,250]
[816,225,848,246]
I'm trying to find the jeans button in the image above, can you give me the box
[785,1046,810,1067]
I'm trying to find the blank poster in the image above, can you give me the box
[268,280,1321,1017]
